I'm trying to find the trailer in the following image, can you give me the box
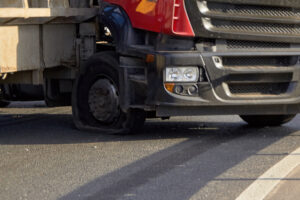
[0,0,98,105]
[1,0,300,133]
[0,0,96,72]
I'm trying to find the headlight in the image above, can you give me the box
[166,67,199,82]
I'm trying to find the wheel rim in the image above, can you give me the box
[88,78,120,124]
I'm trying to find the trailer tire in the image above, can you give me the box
[240,115,295,127]
[72,52,145,134]
[45,94,71,107]
[0,87,10,107]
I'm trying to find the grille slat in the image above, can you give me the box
[210,19,300,36]
[228,83,291,96]
[221,56,298,97]
[226,40,290,49]
[200,1,300,37]
[205,2,300,19]
[222,56,299,67]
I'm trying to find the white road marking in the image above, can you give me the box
[236,147,300,200]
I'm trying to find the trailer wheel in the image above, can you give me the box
[240,115,295,127]
[72,52,145,134]
[0,87,10,107]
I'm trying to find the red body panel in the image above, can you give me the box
[104,0,194,37]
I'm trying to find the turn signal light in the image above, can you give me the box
[146,54,155,63]
[164,83,175,93]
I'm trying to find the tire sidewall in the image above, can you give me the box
[73,52,127,131]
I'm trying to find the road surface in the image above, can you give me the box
[0,102,299,200]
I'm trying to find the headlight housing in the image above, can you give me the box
[165,67,199,82]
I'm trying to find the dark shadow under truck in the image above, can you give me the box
[0,0,299,133]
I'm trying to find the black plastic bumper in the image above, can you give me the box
[146,50,300,116]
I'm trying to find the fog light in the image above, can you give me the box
[188,85,198,95]
[174,85,184,94]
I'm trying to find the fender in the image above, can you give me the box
[99,4,144,53]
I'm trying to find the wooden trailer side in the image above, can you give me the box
[0,0,97,77]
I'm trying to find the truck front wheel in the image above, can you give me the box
[240,115,295,127]
[72,52,145,134]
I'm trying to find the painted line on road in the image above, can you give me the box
[236,147,300,200]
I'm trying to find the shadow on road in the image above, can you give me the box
[57,122,298,200]
[0,112,246,145]
[0,110,299,200]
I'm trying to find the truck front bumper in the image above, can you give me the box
[146,50,300,116]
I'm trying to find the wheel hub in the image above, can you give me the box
[88,79,120,124]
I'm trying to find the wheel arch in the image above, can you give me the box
[99,4,145,53]
[72,51,145,134]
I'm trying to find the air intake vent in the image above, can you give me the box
[226,40,291,49]
[222,56,299,67]
[228,83,291,96]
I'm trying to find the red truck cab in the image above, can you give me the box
[72,0,300,133]
[104,0,194,37]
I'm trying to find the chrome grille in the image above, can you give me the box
[191,1,300,98]
[210,19,300,36]
[206,2,300,18]
[197,0,300,39]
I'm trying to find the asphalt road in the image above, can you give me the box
[0,102,299,200]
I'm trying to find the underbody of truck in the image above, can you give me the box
[1,0,300,133]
